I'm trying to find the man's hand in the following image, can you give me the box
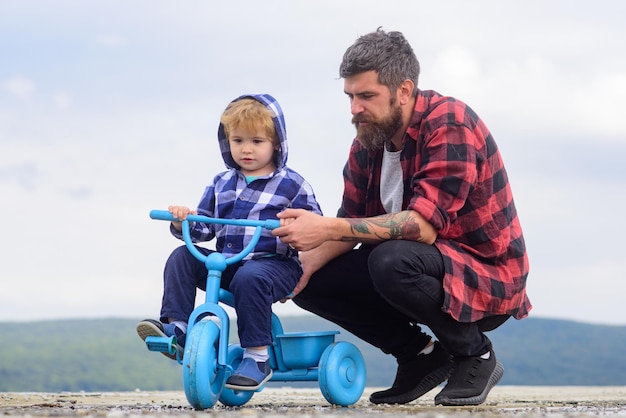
[275,210,360,301]
[273,209,335,251]
[280,262,313,302]
[279,244,344,301]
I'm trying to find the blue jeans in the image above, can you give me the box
[160,245,301,347]
[294,241,509,359]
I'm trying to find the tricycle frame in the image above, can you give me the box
[146,209,366,409]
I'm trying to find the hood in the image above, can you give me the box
[217,93,289,171]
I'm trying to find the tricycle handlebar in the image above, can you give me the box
[149,209,280,230]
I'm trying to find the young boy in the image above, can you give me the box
[137,94,322,390]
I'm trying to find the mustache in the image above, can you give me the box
[352,113,369,124]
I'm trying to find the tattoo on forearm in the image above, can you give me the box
[345,212,424,242]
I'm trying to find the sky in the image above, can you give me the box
[1,1,625,326]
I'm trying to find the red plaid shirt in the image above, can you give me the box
[338,90,531,322]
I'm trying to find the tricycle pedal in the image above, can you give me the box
[145,335,177,355]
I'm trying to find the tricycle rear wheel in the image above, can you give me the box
[318,341,366,406]
[219,344,255,406]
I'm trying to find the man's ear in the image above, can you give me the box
[398,79,414,105]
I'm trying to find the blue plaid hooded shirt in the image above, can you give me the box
[171,93,322,259]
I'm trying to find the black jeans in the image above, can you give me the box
[294,240,509,358]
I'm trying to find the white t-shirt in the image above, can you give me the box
[380,148,403,214]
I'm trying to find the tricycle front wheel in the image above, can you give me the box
[182,318,225,409]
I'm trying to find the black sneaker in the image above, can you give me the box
[136,319,185,360]
[369,341,453,404]
[434,348,504,406]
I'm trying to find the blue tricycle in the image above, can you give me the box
[145,209,366,409]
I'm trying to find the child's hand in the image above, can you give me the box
[168,205,197,231]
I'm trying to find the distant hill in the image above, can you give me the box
[1,316,624,392]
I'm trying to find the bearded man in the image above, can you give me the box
[272,28,531,407]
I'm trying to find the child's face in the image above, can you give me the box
[228,126,279,176]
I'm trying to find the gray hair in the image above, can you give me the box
[339,28,420,97]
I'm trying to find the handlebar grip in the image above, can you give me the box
[150,209,176,221]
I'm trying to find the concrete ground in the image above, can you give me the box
[1,386,625,417]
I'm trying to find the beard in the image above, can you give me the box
[352,100,403,150]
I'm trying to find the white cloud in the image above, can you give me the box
[428,48,626,142]
[2,76,36,102]
[528,261,626,326]
[96,34,128,47]
[53,91,72,110]
[0,161,39,189]
[572,72,626,138]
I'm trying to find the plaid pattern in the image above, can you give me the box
[339,90,531,322]
[172,94,322,260]
[183,168,321,259]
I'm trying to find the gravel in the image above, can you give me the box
[1,386,625,417]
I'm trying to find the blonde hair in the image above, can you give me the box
[221,98,277,144]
